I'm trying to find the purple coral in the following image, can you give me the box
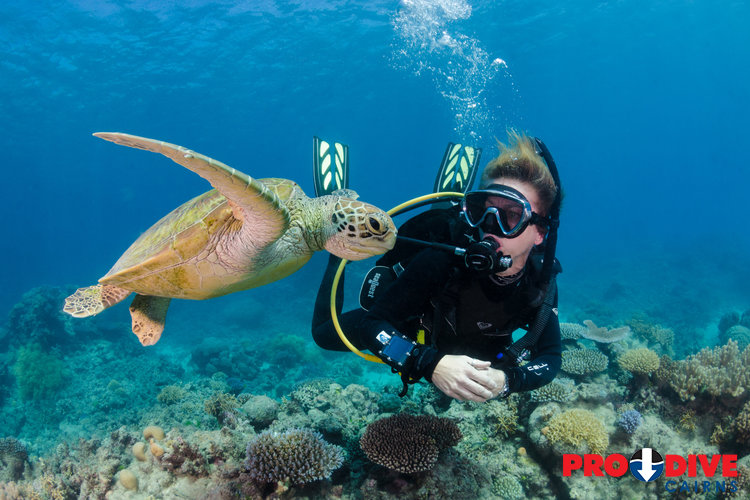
[617,409,643,434]
[360,414,462,473]
[244,429,343,485]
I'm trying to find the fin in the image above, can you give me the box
[313,136,349,197]
[63,284,131,318]
[433,143,482,194]
[94,132,290,247]
[129,294,171,346]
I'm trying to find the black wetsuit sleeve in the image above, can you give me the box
[503,291,562,393]
[357,249,452,379]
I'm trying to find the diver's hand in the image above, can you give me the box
[431,355,497,402]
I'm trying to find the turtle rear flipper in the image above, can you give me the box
[63,284,131,317]
[129,295,171,346]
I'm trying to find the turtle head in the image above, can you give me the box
[323,198,397,260]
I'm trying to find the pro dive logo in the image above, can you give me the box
[630,448,664,482]
[563,449,739,494]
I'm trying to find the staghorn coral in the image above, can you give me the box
[669,339,750,401]
[542,408,609,454]
[580,320,630,343]
[360,414,462,474]
[618,348,660,374]
[245,429,343,485]
[529,377,576,403]
[561,348,609,376]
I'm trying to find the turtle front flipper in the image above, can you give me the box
[129,294,171,346]
[94,132,291,247]
[63,284,131,318]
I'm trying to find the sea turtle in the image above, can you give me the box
[63,133,397,346]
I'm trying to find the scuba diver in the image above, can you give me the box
[310,130,563,402]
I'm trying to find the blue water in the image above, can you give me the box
[1,0,750,490]
[2,0,749,314]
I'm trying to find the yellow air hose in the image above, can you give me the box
[329,191,464,363]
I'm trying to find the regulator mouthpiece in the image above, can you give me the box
[464,238,512,274]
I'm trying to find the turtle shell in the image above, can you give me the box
[100,178,302,299]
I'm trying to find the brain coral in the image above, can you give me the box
[360,414,462,473]
[244,429,343,485]
[618,348,660,374]
[561,348,609,376]
[543,408,608,454]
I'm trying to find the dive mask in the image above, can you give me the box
[461,184,549,238]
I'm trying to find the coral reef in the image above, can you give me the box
[244,428,344,485]
[561,348,609,376]
[616,409,643,434]
[360,414,462,473]
[529,377,577,403]
[669,340,750,401]
[541,408,609,455]
[560,322,586,341]
[618,347,660,374]
[11,343,67,399]
[0,438,28,482]
[580,320,631,343]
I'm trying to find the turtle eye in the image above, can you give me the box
[366,217,383,234]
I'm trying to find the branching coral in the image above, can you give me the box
[360,414,461,473]
[560,323,586,341]
[529,377,576,403]
[561,348,609,376]
[542,408,608,454]
[618,348,660,374]
[669,340,750,401]
[627,318,675,355]
[245,429,343,485]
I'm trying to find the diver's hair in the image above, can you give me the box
[480,129,559,216]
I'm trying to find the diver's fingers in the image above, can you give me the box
[455,379,493,402]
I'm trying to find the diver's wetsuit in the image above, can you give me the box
[311,247,561,395]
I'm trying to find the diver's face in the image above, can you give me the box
[482,177,545,276]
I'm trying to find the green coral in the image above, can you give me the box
[543,409,608,454]
[12,343,67,399]
[561,348,609,376]
[618,348,660,374]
